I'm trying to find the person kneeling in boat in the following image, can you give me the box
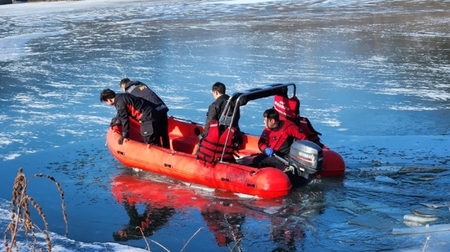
[100,88,164,146]
[251,108,307,169]
[120,78,170,149]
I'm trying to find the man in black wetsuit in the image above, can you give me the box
[120,78,170,149]
[100,88,163,146]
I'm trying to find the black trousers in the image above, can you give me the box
[140,111,170,148]
[251,154,286,169]
[160,112,170,149]
[140,119,161,146]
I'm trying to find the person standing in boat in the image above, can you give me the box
[100,88,163,146]
[119,78,170,149]
[251,108,307,169]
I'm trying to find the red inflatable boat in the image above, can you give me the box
[106,83,345,198]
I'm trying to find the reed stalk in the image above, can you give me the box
[3,168,68,252]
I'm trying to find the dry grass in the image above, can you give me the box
[135,226,204,252]
[1,168,220,251]
[3,168,68,252]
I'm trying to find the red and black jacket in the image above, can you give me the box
[258,120,307,157]
[114,93,159,137]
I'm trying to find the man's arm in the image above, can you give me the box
[257,130,270,152]
[287,124,307,140]
[115,100,130,138]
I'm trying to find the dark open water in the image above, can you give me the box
[1,0,449,251]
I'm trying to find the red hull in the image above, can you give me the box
[106,117,345,198]
[111,173,283,213]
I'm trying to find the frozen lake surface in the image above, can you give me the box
[1,0,449,251]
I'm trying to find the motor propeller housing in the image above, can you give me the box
[287,140,323,179]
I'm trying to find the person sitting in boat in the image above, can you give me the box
[251,108,307,169]
[273,94,325,148]
[100,88,164,146]
[196,82,242,164]
[198,82,240,140]
[120,78,170,149]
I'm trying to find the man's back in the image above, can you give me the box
[123,81,168,111]
[120,78,170,148]
[114,93,157,120]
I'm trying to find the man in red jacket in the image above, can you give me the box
[251,108,307,169]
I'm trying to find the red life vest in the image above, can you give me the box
[274,94,300,119]
[297,116,324,148]
[273,94,324,148]
[197,121,236,164]
[217,127,236,162]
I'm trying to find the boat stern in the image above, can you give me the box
[318,149,346,177]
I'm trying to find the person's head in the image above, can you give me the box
[119,78,131,92]
[112,229,129,241]
[263,108,280,129]
[100,88,116,106]
[211,82,226,99]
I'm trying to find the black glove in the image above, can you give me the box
[118,133,129,145]
[110,117,121,127]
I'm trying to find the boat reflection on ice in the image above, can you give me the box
[110,172,322,250]
[112,201,175,242]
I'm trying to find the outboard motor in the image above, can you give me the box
[286,140,323,179]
